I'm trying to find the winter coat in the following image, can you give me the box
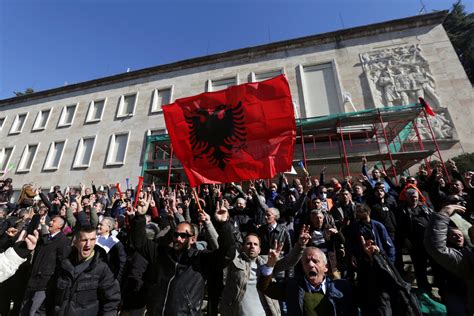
[131,215,235,316]
[27,231,70,290]
[424,212,474,315]
[258,273,355,316]
[46,248,121,316]
[220,243,305,316]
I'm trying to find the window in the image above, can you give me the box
[252,69,283,82]
[151,87,172,113]
[18,143,39,172]
[299,63,342,117]
[106,132,129,165]
[58,104,77,127]
[117,93,138,118]
[0,147,14,173]
[86,99,106,123]
[208,76,238,92]
[147,128,168,136]
[32,109,51,131]
[44,140,66,170]
[9,113,28,134]
[73,136,96,168]
[0,117,6,132]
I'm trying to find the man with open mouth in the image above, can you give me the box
[257,246,354,315]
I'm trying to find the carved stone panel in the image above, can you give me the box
[360,45,442,108]
[408,107,458,141]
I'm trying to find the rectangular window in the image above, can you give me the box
[148,128,167,136]
[209,76,237,92]
[33,109,51,131]
[151,87,172,113]
[18,143,39,172]
[117,93,138,118]
[0,117,6,132]
[86,99,106,123]
[106,132,129,165]
[0,147,14,173]
[58,104,77,127]
[253,69,283,82]
[44,140,66,170]
[73,136,96,168]
[300,63,341,117]
[9,113,28,134]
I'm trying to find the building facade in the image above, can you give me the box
[0,11,473,190]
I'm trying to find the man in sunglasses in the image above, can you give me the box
[129,197,235,316]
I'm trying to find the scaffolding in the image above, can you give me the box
[142,104,452,185]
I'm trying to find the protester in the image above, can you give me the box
[21,216,70,316]
[220,226,309,315]
[45,226,121,316]
[129,195,235,315]
[258,246,354,315]
[424,204,474,315]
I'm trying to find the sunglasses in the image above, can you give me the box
[173,232,194,239]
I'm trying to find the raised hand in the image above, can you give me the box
[298,224,311,246]
[136,192,151,215]
[440,204,466,217]
[17,230,39,251]
[198,211,211,224]
[267,240,284,267]
[126,205,136,217]
[215,201,229,222]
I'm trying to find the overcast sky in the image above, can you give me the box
[1,0,472,100]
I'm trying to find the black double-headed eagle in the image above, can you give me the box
[185,101,246,170]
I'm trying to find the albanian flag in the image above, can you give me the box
[419,97,435,116]
[162,74,296,187]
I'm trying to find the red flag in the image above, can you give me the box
[163,75,296,187]
[419,97,435,116]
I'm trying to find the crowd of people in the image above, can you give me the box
[0,157,472,316]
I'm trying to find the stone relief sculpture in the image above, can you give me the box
[409,112,455,140]
[360,45,442,108]
[360,45,454,140]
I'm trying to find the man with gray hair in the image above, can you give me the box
[96,216,126,283]
[21,216,70,316]
[399,188,433,292]
[257,207,292,255]
[258,246,354,315]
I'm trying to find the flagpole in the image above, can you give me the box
[167,145,174,187]
[192,188,204,213]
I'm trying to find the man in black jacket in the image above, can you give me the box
[130,197,235,315]
[45,226,121,316]
[21,216,70,316]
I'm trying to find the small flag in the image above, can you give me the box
[419,97,435,116]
